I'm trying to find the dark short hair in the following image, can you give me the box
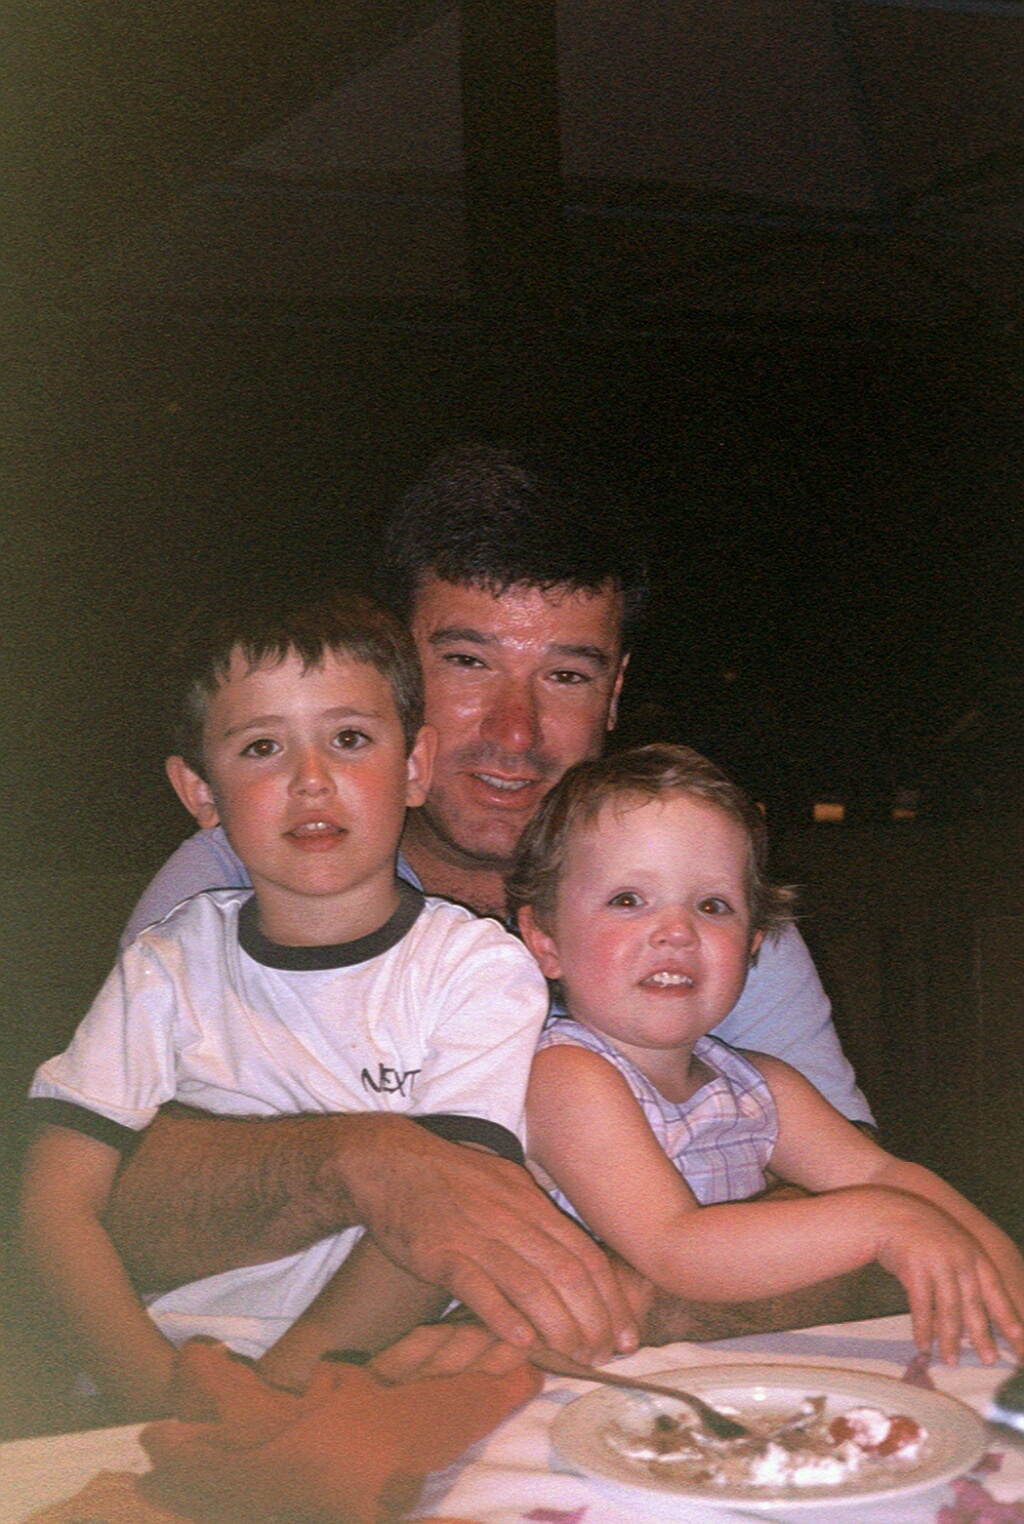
[506,743,795,943]
[381,443,649,649]
[170,583,424,777]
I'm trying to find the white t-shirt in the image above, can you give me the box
[31,882,550,1356]
[119,826,873,1125]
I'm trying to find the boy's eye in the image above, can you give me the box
[442,652,487,670]
[698,896,734,916]
[334,728,370,749]
[241,737,279,759]
[608,891,643,908]
[549,668,589,686]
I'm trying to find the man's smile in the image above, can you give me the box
[473,772,536,794]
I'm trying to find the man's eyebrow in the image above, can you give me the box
[427,627,612,669]
[551,642,612,669]
[427,625,493,648]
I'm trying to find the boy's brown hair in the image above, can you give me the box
[170,582,424,779]
[506,742,795,943]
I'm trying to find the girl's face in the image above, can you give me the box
[520,792,762,1070]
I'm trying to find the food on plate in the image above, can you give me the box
[603,1393,926,1490]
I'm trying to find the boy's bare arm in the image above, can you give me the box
[107,1104,637,1362]
[257,1236,450,1393]
[21,1125,178,1419]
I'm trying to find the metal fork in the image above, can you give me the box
[528,1347,751,1440]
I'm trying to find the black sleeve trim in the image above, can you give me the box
[21,1100,525,1168]
[22,1098,142,1155]
[410,1113,524,1167]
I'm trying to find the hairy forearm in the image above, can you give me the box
[107,1105,638,1361]
[106,1104,422,1293]
[641,1262,908,1346]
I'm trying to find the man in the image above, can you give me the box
[107,445,894,1363]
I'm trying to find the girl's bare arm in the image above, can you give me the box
[528,1045,1024,1364]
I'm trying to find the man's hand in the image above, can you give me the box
[339,1122,638,1363]
[107,1106,637,1362]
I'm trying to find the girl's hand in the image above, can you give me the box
[874,1192,1024,1365]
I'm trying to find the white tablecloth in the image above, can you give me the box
[0,1316,1020,1524]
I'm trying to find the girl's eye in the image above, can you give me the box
[241,737,279,759]
[698,896,733,916]
[608,891,643,909]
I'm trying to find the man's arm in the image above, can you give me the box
[107,1106,638,1362]
[640,1263,909,1346]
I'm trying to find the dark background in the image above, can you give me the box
[5,1,1023,881]
[6,312,1023,877]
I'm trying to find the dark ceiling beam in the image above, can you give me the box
[459,0,567,317]
[0,1,444,297]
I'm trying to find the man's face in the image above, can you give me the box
[409,576,628,868]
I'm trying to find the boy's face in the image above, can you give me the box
[519,793,762,1069]
[167,647,434,944]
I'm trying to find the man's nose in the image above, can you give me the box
[480,677,541,753]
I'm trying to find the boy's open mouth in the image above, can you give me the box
[287,820,344,839]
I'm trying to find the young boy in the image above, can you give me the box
[20,588,551,1415]
[509,743,1024,1367]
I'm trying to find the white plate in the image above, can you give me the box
[551,1362,987,1513]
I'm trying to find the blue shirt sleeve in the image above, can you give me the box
[120,827,251,947]
[713,925,875,1126]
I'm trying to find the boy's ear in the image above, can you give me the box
[165,756,221,830]
[404,724,437,809]
[516,904,563,981]
[750,927,765,963]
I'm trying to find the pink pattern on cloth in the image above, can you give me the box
[899,1353,1024,1520]
[524,1510,588,1523]
[937,1475,1024,1523]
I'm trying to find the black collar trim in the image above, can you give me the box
[237,879,425,970]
